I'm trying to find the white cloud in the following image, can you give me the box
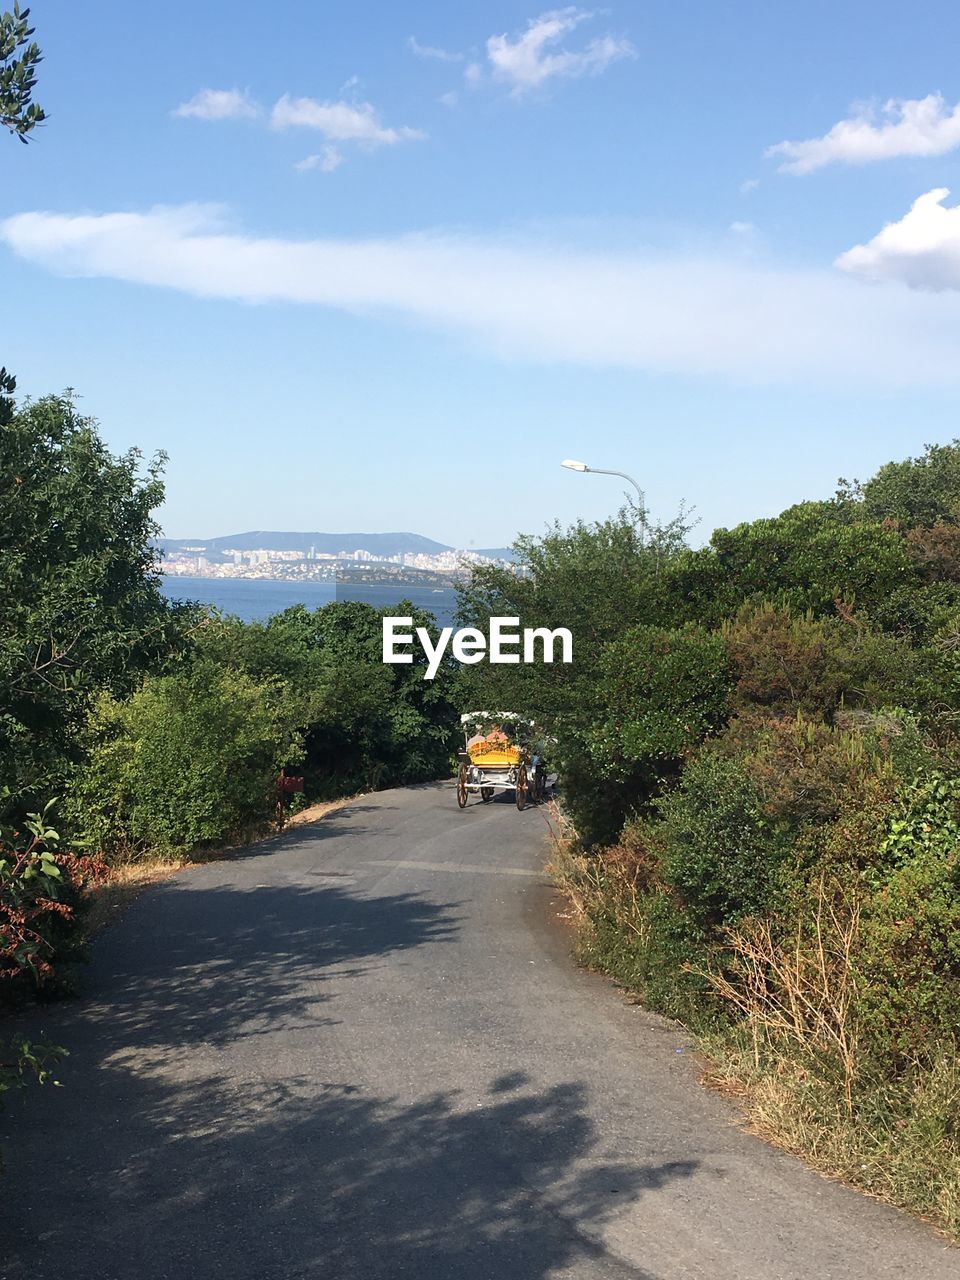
[295,146,344,174]
[438,91,459,109]
[173,88,261,121]
[767,93,960,174]
[740,178,760,195]
[408,36,462,63]
[836,187,960,290]
[271,95,425,145]
[729,221,754,235]
[5,204,960,387]
[484,7,634,94]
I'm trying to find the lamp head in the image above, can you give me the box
[561,459,589,472]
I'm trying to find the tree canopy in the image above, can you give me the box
[0,395,172,808]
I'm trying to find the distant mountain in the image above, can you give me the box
[157,531,515,560]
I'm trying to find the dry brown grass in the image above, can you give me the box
[696,1032,960,1237]
[688,876,861,1114]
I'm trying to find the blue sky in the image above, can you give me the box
[5,2,960,546]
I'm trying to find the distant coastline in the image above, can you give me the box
[160,564,464,588]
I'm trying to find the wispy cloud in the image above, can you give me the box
[5,205,960,387]
[767,93,960,174]
[295,146,344,174]
[271,95,425,145]
[173,88,261,121]
[408,36,462,63]
[836,187,960,290]
[482,7,634,94]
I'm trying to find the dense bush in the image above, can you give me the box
[585,625,731,777]
[654,750,787,933]
[69,662,299,857]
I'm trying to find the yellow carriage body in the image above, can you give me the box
[467,739,522,768]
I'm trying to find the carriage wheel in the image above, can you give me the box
[480,786,494,803]
[457,764,469,809]
[515,764,528,811]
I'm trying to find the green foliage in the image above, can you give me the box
[457,509,690,718]
[876,771,960,874]
[69,662,299,857]
[0,1036,65,1103]
[0,3,44,142]
[69,597,462,856]
[192,600,460,798]
[0,801,102,1001]
[0,1034,65,1169]
[654,750,787,933]
[858,440,960,528]
[586,625,731,777]
[0,366,15,425]
[857,838,960,1073]
[724,605,841,718]
[548,624,731,843]
[721,712,891,830]
[666,506,917,626]
[724,602,938,722]
[298,601,459,791]
[0,394,177,811]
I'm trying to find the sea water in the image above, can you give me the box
[160,575,459,626]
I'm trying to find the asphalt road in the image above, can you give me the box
[1,783,956,1279]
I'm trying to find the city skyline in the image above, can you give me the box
[159,527,515,581]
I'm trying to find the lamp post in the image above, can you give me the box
[560,459,646,543]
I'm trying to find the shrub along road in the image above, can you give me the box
[1,784,956,1279]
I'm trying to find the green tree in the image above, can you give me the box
[0,395,174,809]
[855,440,960,528]
[1,3,44,142]
[457,509,690,723]
[664,504,917,626]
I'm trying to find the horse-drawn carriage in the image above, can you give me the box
[456,712,549,810]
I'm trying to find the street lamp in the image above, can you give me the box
[560,459,646,541]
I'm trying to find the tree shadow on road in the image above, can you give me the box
[240,803,392,859]
[2,1056,697,1280]
[20,878,463,1058]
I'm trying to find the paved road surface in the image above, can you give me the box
[1,784,956,1278]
